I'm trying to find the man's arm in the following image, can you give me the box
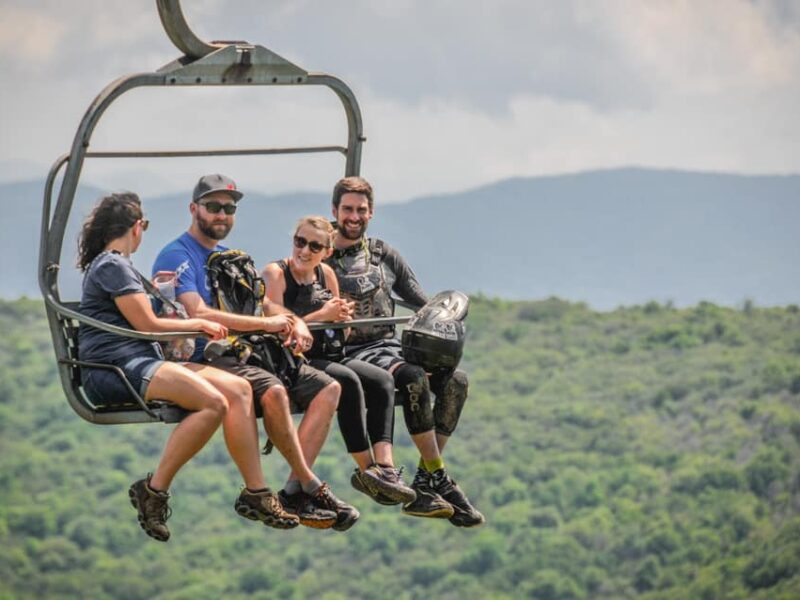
[179,290,292,336]
[384,244,429,308]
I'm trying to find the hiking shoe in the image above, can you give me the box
[128,474,172,542]
[351,469,400,506]
[235,488,300,530]
[308,482,360,532]
[278,488,338,530]
[401,468,454,519]
[360,464,417,505]
[430,469,485,528]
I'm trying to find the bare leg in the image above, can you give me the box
[145,362,227,491]
[260,386,316,485]
[183,363,265,490]
[436,433,450,455]
[293,381,340,470]
[351,449,374,471]
[372,441,395,467]
[410,430,441,463]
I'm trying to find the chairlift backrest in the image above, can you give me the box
[40,0,370,424]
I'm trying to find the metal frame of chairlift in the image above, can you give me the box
[39,0,410,426]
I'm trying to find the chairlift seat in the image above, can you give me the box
[57,302,188,424]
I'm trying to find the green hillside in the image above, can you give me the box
[1,297,799,599]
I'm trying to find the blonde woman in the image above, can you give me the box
[263,216,416,507]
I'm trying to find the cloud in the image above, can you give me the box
[1,0,798,202]
[0,5,66,66]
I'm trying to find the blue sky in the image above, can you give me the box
[1,0,799,201]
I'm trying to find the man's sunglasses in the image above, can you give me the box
[139,219,149,231]
[294,235,328,254]
[199,201,237,215]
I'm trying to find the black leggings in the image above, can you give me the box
[309,358,395,454]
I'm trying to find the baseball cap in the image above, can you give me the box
[192,174,243,202]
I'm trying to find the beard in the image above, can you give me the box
[339,219,368,240]
[197,215,231,240]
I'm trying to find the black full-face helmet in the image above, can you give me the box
[402,290,469,371]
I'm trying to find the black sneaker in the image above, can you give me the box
[235,488,300,530]
[351,469,400,506]
[309,482,360,532]
[278,488,338,530]
[360,464,417,505]
[128,474,172,542]
[430,469,485,528]
[401,468,454,519]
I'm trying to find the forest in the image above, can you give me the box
[1,296,799,599]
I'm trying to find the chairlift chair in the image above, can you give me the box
[39,0,410,425]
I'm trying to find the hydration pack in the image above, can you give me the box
[205,250,300,387]
[401,290,469,371]
[206,249,266,316]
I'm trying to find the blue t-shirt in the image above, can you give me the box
[78,251,162,363]
[152,231,227,361]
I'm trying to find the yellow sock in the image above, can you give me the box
[422,456,445,473]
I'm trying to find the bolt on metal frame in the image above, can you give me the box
[39,0,409,425]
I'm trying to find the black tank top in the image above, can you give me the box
[277,260,336,359]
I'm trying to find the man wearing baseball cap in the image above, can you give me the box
[152,174,357,531]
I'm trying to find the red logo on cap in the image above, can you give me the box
[227,184,235,190]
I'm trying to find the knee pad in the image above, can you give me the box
[394,363,434,435]
[432,369,468,437]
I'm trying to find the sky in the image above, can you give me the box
[1,0,799,202]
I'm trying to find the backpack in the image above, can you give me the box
[205,249,301,387]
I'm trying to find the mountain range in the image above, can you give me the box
[4,167,799,309]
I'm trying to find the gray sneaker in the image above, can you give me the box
[128,474,171,542]
[235,487,300,530]
[351,469,400,506]
[401,468,454,519]
[360,464,417,505]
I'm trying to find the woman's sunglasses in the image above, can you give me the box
[293,235,328,254]
[199,201,237,215]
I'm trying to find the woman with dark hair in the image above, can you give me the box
[78,192,299,542]
[262,216,416,506]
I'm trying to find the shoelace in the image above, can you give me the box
[431,471,455,495]
[313,482,338,510]
[147,495,172,522]
[412,469,430,488]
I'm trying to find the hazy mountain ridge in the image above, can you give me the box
[5,168,799,308]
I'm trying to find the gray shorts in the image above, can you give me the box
[208,357,334,415]
[344,338,405,372]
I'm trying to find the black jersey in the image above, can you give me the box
[326,237,428,344]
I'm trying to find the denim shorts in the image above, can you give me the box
[82,354,165,406]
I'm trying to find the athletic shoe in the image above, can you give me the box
[235,487,300,530]
[278,488,338,530]
[128,474,172,542]
[430,469,485,528]
[360,464,417,505]
[308,482,360,532]
[401,468,454,519]
[351,469,400,506]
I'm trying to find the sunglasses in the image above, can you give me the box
[199,201,237,215]
[139,219,149,231]
[294,235,328,254]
